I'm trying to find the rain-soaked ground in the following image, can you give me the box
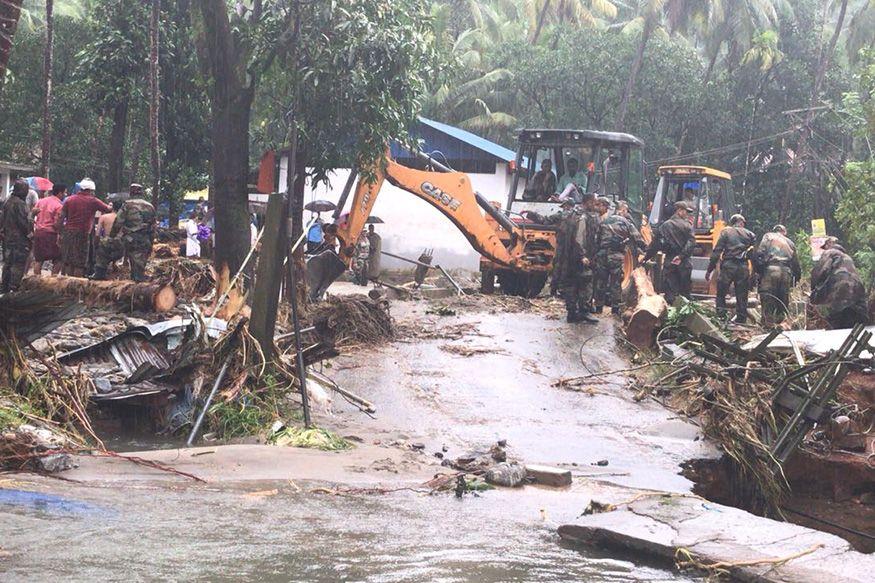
[1,297,716,581]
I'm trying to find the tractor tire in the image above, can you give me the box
[523,272,548,298]
[480,268,496,294]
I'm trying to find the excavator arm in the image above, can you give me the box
[336,154,522,268]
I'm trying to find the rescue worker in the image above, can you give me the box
[352,231,370,285]
[644,200,696,304]
[549,199,576,296]
[366,224,382,280]
[595,197,645,314]
[810,237,868,329]
[92,200,124,278]
[754,224,801,326]
[705,214,756,323]
[554,196,599,323]
[525,159,557,202]
[0,180,33,293]
[94,184,156,282]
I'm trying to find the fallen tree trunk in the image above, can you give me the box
[20,276,177,313]
[621,267,667,350]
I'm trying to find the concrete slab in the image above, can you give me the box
[525,464,573,487]
[558,493,875,582]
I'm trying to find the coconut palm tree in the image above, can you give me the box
[526,0,618,44]
[41,0,53,177]
[614,0,785,129]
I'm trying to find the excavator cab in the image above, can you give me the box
[647,166,735,293]
[506,129,646,219]
[478,129,645,295]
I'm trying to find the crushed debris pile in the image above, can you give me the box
[151,256,216,301]
[634,323,873,517]
[309,294,394,347]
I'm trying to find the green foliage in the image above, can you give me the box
[835,159,875,285]
[793,229,813,277]
[269,426,352,451]
[253,0,439,183]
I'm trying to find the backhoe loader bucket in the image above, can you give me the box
[307,250,348,301]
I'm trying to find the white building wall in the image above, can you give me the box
[280,161,514,272]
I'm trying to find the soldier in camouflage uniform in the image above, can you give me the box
[810,237,868,329]
[706,214,756,323]
[644,200,696,305]
[595,198,645,314]
[553,196,599,323]
[0,180,33,293]
[93,184,156,282]
[548,199,576,296]
[753,224,801,326]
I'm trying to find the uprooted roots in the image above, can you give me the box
[309,294,394,347]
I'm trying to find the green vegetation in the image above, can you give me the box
[269,426,352,451]
[0,0,873,255]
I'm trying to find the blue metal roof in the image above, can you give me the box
[392,116,516,163]
[418,116,516,161]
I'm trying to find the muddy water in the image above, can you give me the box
[328,307,717,492]
[1,481,697,582]
[1,303,712,581]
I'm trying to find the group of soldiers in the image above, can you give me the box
[0,179,156,293]
[550,194,645,323]
[552,195,869,330]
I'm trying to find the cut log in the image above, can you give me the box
[621,267,667,350]
[19,276,177,313]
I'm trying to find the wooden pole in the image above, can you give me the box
[40,0,54,177]
[249,189,289,356]
[149,0,161,206]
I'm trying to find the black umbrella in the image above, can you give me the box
[305,200,337,213]
[365,216,384,224]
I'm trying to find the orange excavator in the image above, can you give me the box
[332,150,556,297]
[262,128,646,297]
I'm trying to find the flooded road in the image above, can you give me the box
[1,299,713,581]
[1,480,697,582]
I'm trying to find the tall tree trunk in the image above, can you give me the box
[780,0,849,224]
[0,0,23,97]
[531,0,551,45]
[128,108,145,183]
[149,0,161,206]
[40,0,54,177]
[196,0,255,277]
[108,98,129,193]
[616,16,654,131]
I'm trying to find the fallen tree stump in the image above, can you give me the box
[19,276,177,313]
[621,266,667,350]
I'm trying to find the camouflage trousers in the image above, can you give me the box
[1,241,31,293]
[595,251,624,309]
[559,268,594,317]
[95,235,152,280]
[759,264,793,326]
[94,237,126,270]
[716,259,750,323]
[662,257,692,305]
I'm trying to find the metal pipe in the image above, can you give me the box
[186,357,231,447]
[380,250,465,295]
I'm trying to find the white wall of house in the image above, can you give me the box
[279,160,514,271]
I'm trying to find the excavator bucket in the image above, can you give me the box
[306,250,348,301]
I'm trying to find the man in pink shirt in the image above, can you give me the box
[56,178,112,277]
[31,183,66,276]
